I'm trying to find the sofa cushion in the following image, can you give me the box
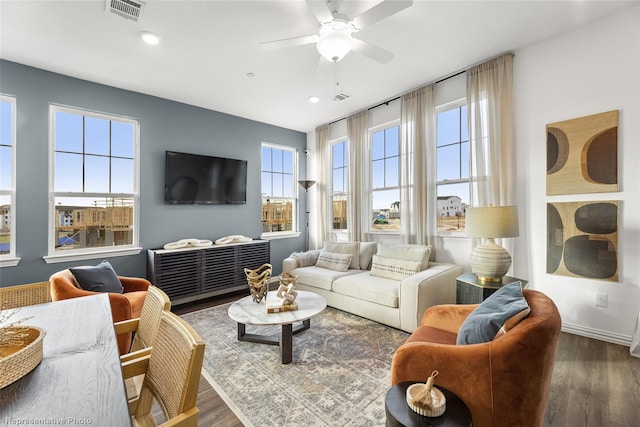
[333,272,399,308]
[316,250,353,272]
[70,260,123,293]
[456,281,530,345]
[292,266,361,291]
[324,241,360,270]
[358,242,378,270]
[377,242,432,270]
[291,249,321,267]
[370,254,422,281]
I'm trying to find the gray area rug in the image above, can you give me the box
[181,302,410,426]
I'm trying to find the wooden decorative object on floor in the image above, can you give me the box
[244,263,272,303]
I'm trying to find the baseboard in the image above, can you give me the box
[562,322,632,347]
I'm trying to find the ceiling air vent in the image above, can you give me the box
[330,92,351,102]
[106,0,145,22]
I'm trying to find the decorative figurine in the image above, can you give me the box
[244,263,272,303]
[277,272,298,306]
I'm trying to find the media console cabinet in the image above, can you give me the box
[147,239,270,305]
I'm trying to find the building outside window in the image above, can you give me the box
[49,105,139,259]
[331,140,348,230]
[436,102,469,233]
[261,144,297,235]
[0,96,17,265]
[371,124,400,231]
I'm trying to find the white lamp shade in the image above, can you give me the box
[467,206,519,238]
[467,205,519,282]
[317,23,353,62]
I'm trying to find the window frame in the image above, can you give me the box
[436,98,470,237]
[45,104,141,263]
[369,121,401,234]
[0,95,19,267]
[330,139,348,231]
[260,142,299,240]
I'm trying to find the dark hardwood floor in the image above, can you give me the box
[173,293,640,427]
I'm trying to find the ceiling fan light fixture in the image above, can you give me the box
[316,21,353,62]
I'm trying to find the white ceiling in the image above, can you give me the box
[1,0,638,133]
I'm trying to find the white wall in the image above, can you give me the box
[513,5,640,345]
[306,5,640,345]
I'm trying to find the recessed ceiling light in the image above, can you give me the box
[246,72,255,78]
[140,31,160,45]
[308,96,320,104]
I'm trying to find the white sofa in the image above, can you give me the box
[282,241,462,333]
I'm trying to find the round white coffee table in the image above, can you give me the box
[228,290,327,364]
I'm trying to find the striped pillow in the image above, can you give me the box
[370,254,422,280]
[315,250,353,272]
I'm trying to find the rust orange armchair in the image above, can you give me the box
[49,268,150,355]
[390,289,561,427]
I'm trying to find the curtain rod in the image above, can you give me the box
[326,52,512,127]
[327,69,466,126]
[368,69,467,112]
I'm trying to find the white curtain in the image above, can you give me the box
[399,85,436,248]
[346,110,370,242]
[314,124,330,249]
[467,53,516,255]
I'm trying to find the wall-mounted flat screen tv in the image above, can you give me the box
[164,150,247,205]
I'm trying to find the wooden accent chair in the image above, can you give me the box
[390,290,562,427]
[0,281,51,309]
[122,310,205,427]
[115,285,172,403]
[49,269,149,354]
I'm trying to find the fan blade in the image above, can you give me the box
[306,0,334,23]
[351,38,393,63]
[260,35,318,51]
[352,0,413,30]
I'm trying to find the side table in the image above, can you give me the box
[385,381,472,427]
[456,272,528,304]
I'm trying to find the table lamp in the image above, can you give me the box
[466,205,519,283]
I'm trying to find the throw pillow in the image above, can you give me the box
[324,241,359,269]
[315,250,353,272]
[456,281,530,345]
[370,254,422,281]
[358,242,378,270]
[291,249,321,267]
[70,260,124,294]
[377,242,432,270]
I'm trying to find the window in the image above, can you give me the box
[47,105,140,261]
[371,124,400,231]
[331,140,348,230]
[261,144,297,235]
[436,102,469,233]
[0,96,18,266]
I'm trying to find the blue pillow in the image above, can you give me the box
[456,281,530,345]
[70,260,124,294]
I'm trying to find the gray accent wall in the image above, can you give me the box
[0,60,307,286]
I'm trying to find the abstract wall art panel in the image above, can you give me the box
[547,200,619,282]
[546,110,618,195]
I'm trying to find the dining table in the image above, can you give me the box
[0,293,132,426]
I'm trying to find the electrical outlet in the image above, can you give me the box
[595,293,608,308]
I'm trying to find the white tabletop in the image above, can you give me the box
[228,290,326,326]
[0,294,131,426]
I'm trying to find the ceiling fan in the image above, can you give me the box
[260,0,413,64]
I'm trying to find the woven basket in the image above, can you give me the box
[406,383,446,417]
[0,327,45,389]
